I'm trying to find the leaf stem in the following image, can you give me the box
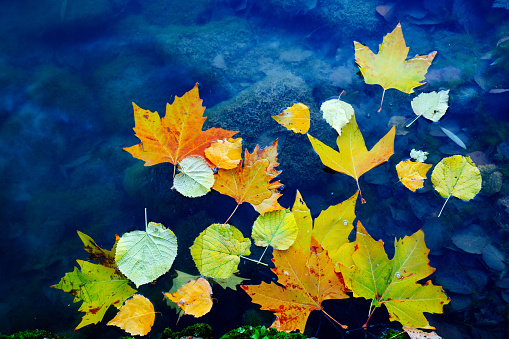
[356,179,366,204]
[240,255,268,266]
[258,246,270,262]
[377,89,386,113]
[363,306,377,328]
[437,195,451,218]
[145,207,148,230]
[224,204,240,224]
[321,309,348,329]
[405,114,421,128]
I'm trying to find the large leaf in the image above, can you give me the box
[115,222,178,287]
[190,223,251,279]
[173,155,215,198]
[51,260,136,330]
[107,294,155,336]
[241,238,348,332]
[124,83,237,168]
[272,103,310,134]
[213,140,283,216]
[251,209,298,251]
[354,23,436,111]
[338,222,450,329]
[396,160,432,192]
[164,277,213,318]
[431,155,482,217]
[308,114,395,203]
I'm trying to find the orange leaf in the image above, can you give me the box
[213,140,283,215]
[164,277,213,318]
[107,294,155,336]
[396,160,432,192]
[205,138,242,169]
[241,238,348,332]
[124,83,238,168]
[272,103,310,134]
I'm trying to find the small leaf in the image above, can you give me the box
[410,149,428,162]
[107,294,155,336]
[320,98,354,135]
[440,126,466,149]
[212,274,249,290]
[115,222,178,287]
[173,156,215,197]
[396,160,432,192]
[205,138,243,169]
[164,277,213,318]
[410,90,449,124]
[190,224,251,279]
[272,103,310,134]
[251,209,298,251]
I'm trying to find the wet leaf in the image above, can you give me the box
[107,294,155,336]
[205,138,243,169]
[403,327,442,339]
[396,160,432,192]
[290,190,312,258]
[272,103,310,134]
[173,156,215,197]
[77,231,117,269]
[164,277,213,318]
[251,209,298,251]
[320,98,354,135]
[408,90,449,126]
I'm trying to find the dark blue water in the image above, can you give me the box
[1,0,509,338]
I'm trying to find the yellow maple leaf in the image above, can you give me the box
[107,294,155,336]
[205,138,243,169]
[396,159,432,192]
[164,277,213,318]
[354,23,437,111]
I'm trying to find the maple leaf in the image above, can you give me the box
[107,294,156,336]
[213,139,284,221]
[396,159,432,192]
[77,231,117,269]
[241,238,348,332]
[354,23,437,111]
[308,114,395,203]
[123,83,238,175]
[164,277,213,318]
[338,222,450,329]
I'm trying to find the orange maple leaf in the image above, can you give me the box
[124,83,238,175]
[241,238,348,333]
[213,140,284,221]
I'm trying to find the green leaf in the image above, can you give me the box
[77,231,117,269]
[115,222,178,287]
[190,223,251,279]
[431,155,482,217]
[251,209,298,250]
[212,274,249,290]
[320,98,354,136]
[407,90,449,127]
[173,156,215,197]
[51,260,136,330]
[338,222,450,329]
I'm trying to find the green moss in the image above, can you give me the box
[0,330,58,339]
[378,329,409,339]
[160,323,213,339]
[220,325,306,339]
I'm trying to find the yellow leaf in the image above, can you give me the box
[396,160,432,192]
[107,294,155,336]
[354,23,437,111]
[252,209,298,251]
[272,103,310,134]
[431,155,482,217]
[164,277,213,318]
[308,114,395,203]
[290,190,312,258]
[205,138,243,169]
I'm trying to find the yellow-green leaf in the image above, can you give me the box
[338,222,450,329]
[290,190,312,258]
[77,231,117,269]
[252,209,298,250]
[431,155,482,217]
[396,160,432,192]
[190,224,251,279]
[272,103,310,134]
[173,156,215,198]
[308,114,395,203]
[320,98,354,136]
[51,260,136,330]
[407,90,449,127]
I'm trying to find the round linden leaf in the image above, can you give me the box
[431,155,482,201]
[320,98,354,136]
[115,222,178,287]
[411,90,449,122]
[190,223,251,279]
[251,209,298,250]
[174,156,215,198]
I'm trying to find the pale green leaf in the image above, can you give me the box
[411,90,449,122]
[320,98,354,135]
[115,222,178,287]
[174,156,215,198]
[190,223,251,279]
[251,209,298,250]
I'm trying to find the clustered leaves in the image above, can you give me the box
[53,22,485,338]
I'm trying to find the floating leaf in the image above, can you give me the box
[51,260,136,330]
[107,294,155,336]
[190,224,251,279]
[77,231,117,269]
[173,156,215,197]
[338,222,450,329]
[410,149,428,162]
[289,190,312,258]
[124,83,237,170]
[407,90,450,127]
[252,209,298,251]
[272,103,310,134]
[308,114,395,203]
[205,138,242,169]
[320,98,354,135]
[164,277,213,318]
[241,238,348,332]
[431,155,482,217]
[396,160,432,192]
[403,327,443,339]
[213,274,249,290]
[439,126,466,149]
[115,222,178,287]
[354,23,437,111]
